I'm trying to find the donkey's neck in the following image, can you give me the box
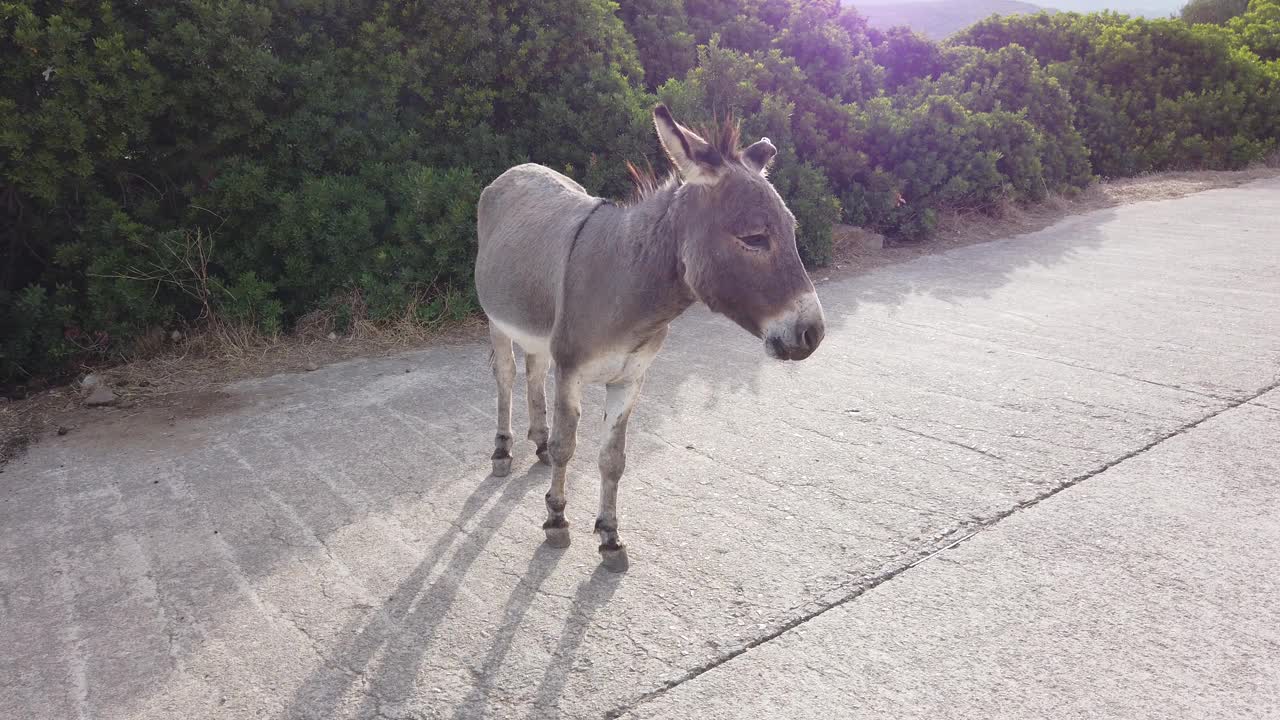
[583,183,696,342]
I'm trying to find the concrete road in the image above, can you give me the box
[2,179,1279,720]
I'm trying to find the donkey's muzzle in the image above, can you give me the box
[764,294,825,361]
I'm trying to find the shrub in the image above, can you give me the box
[954,13,1280,176]
[1228,0,1280,61]
[0,0,654,385]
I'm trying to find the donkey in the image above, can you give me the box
[474,104,825,572]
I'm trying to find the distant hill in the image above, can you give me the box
[852,0,1183,40]
[1022,0,1180,12]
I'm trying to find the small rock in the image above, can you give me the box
[57,426,70,436]
[305,362,319,372]
[171,330,183,342]
[327,332,338,341]
[81,373,101,391]
[85,385,117,407]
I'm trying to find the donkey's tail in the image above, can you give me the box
[476,184,496,248]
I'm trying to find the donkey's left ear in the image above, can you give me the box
[743,138,777,174]
[653,104,725,185]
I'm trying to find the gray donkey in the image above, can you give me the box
[475,104,825,572]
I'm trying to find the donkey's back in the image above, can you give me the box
[475,164,600,340]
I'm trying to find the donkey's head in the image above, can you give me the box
[654,104,825,361]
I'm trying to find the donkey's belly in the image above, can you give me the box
[488,316,552,358]
[575,330,667,385]
[487,315,660,384]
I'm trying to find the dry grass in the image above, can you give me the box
[106,292,489,402]
[3,165,1278,468]
[1095,165,1280,204]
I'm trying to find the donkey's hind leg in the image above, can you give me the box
[489,325,517,477]
[526,353,552,465]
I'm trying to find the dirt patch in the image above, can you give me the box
[0,315,488,468]
[103,315,489,400]
[2,166,1277,468]
[0,425,31,468]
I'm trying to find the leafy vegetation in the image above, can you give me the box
[955,10,1280,176]
[2,0,1278,385]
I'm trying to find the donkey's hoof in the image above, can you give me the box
[491,456,513,477]
[535,443,552,465]
[599,543,630,573]
[544,525,571,548]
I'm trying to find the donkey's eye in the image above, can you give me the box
[738,233,770,250]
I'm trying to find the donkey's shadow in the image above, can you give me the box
[283,463,548,719]
[445,559,624,719]
[283,459,623,720]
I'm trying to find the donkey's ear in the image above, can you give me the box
[743,138,777,175]
[653,104,724,186]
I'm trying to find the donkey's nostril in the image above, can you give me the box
[765,317,824,361]
[800,319,825,352]
[802,325,819,351]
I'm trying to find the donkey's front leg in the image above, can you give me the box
[596,378,644,573]
[543,368,583,548]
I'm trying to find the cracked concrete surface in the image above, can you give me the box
[2,179,1279,719]
[623,389,1280,720]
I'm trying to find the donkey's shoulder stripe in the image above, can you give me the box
[568,199,610,255]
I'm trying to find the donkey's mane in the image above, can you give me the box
[624,159,674,205]
[625,114,742,204]
[699,114,743,165]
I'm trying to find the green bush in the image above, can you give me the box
[1,285,77,384]
[1229,0,1280,61]
[0,0,653,385]
[768,151,842,266]
[661,35,1081,239]
[954,12,1280,176]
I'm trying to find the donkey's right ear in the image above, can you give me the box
[743,138,777,174]
[653,104,724,186]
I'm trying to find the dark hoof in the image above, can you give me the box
[492,456,513,477]
[599,543,630,573]
[535,444,552,465]
[544,525,571,548]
